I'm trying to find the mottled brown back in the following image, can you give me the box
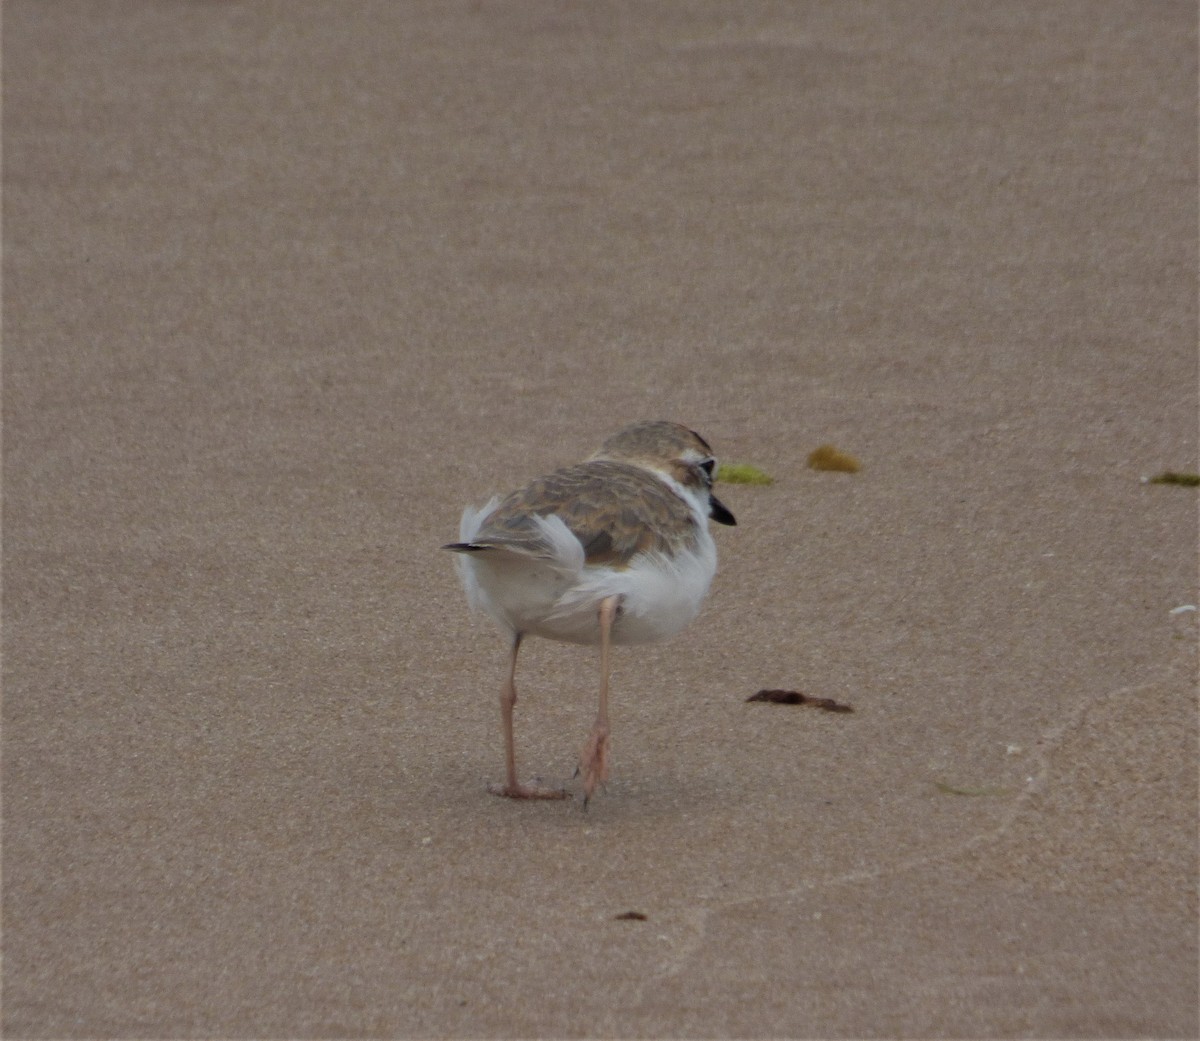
[471,461,699,566]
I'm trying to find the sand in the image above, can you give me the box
[4,2,1197,1036]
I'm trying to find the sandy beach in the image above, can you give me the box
[4,2,1197,1036]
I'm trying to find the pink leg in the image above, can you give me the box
[488,634,568,800]
[579,596,619,806]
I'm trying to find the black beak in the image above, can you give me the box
[709,494,737,526]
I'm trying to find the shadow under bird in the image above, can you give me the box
[443,420,736,805]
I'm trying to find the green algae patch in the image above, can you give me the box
[1148,471,1200,487]
[717,462,775,485]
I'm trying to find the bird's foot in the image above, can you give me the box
[487,780,570,800]
[578,724,611,806]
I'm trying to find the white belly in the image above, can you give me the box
[459,533,718,646]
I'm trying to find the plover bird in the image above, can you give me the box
[444,420,736,804]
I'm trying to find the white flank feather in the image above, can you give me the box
[458,496,500,543]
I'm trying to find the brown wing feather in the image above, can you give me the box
[470,461,696,566]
